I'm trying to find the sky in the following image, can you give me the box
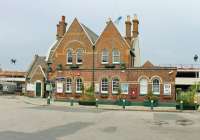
[0,0,200,71]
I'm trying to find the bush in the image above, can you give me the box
[79,84,96,106]
[145,92,158,103]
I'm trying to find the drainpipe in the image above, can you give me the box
[92,45,95,95]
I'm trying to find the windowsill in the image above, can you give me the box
[112,62,120,64]
[139,94,147,96]
[66,91,72,94]
[76,63,82,65]
[76,91,82,94]
[102,62,109,64]
[101,91,108,94]
[112,91,118,95]
[152,94,160,96]
[66,63,73,65]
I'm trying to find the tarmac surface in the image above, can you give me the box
[0,95,200,140]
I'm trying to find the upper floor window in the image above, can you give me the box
[112,49,120,64]
[67,49,73,64]
[112,78,120,94]
[102,49,109,64]
[140,78,148,95]
[76,48,84,64]
[152,79,160,95]
[101,78,108,94]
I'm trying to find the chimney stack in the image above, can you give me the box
[56,15,67,40]
[125,15,132,45]
[132,14,139,38]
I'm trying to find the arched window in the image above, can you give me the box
[140,78,148,95]
[67,49,73,64]
[76,48,84,64]
[112,49,120,64]
[112,78,120,94]
[152,79,160,95]
[76,78,83,93]
[101,78,108,93]
[102,49,109,64]
[66,78,72,93]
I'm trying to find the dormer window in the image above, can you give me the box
[76,48,84,64]
[102,49,109,64]
[112,49,120,64]
[67,49,73,64]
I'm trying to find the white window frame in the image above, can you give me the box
[163,83,171,96]
[152,79,160,95]
[101,49,109,64]
[66,78,72,93]
[101,78,108,94]
[140,78,148,95]
[67,49,73,64]
[76,78,82,93]
[112,49,120,64]
[76,48,83,64]
[112,78,120,94]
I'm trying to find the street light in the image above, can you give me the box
[193,54,198,93]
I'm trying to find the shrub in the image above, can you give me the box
[145,92,158,103]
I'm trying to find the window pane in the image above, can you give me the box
[140,78,148,95]
[66,78,72,93]
[112,49,120,63]
[112,79,119,93]
[101,78,108,93]
[152,79,160,94]
[76,78,82,92]
[102,49,109,63]
[77,49,83,64]
[67,49,73,63]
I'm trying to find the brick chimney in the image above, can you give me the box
[125,15,132,45]
[132,14,139,38]
[56,16,67,40]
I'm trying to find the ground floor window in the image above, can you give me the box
[66,78,72,93]
[112,78,119,94]
[140,78,148,95]
[101,78,108,93]
[152,79,160,95]
[76,78,82,93]
[56,82,63,93]
[163,83,171,95]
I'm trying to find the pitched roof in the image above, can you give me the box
[0,71,26,77]
[26,55,47,78]
[142,60,154,68]
[46,40,61,62]
[95,20,130,49]
[81,23,98,44]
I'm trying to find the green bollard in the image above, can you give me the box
[47,96,50,105]
[180,100,183,111]
[96,98,98,108]
[70,97,74,106]
[150,100,154,110]
[122,99,125,109]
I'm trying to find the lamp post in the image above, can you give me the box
[194,54,198,92]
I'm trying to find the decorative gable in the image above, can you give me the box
[142,61,154,68]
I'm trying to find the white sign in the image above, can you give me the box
[95,83,99,92]
[56,82,63,93]
[26,83,35,91]
[121,83,129,94]
[46,84,52,91]
[164,83,171,95]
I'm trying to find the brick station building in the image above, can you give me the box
[42,15,177,102]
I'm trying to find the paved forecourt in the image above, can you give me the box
[0,95,200,140]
